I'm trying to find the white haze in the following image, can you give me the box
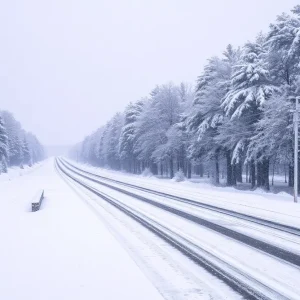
[0,0,298,146]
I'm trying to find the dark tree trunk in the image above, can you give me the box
[170,156,174,179]
[289,164,294,187]
[151,162,158,175]
[195,165,200,175]
[272,161,275,186]
[257,162,262,187]
[183,160,187,177]
[199,163,204,177]
[215,153,220,185]
[263,158,270,191]
[182,157,186,175]
[226,150,233,186]
[250,160,256,189]
[236,162,243,183]
[232,163,237,186]
[187,161,192,179]
[284,165,287,184]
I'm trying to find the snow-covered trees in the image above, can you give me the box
[221,35,275,189]
[0,116,8,173]
[135,83,182,177]
[72,5,300,191]
[26,132,45,164]
[186,45,239,184]
[104,113,124,170]
[22,138,31,166]
[0,111,44,171]
[119,101,143,173]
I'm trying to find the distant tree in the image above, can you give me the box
[0,116,8,173]
[22,138,31,166]
[26,133,45,163]
[0,111,44,170]
[135,83,181,177]
[71,5,300,193]
[119,101,143,173]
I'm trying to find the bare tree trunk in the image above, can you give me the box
[263,158,270,191]
[232,163,237,186]
[226,150,233,186]
[151,161,158,175]
[284,165,287,183]
[250,160,256,189]
[237,162,243,183]
[289,163,293,187]
[187,161,192,179]
[215,153,220,185]
[272,160,275,186]
[257,162,262,187]
[199,163,204,177]
[170,156,174,179]
[195,165,200,175]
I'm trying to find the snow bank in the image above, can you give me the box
[0,161,44,183]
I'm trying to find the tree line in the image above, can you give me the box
[70,6,300,191]
[0,110,45,173]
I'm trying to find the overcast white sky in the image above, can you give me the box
[0,0,298,146]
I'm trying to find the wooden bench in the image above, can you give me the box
[32,190,44,212]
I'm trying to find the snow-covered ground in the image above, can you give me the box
[57,158,300,299]
[0,158,165,300]
[65,159,300,229]
[2,157,300,300]
[57,159,245,299]
[0,162,44,183]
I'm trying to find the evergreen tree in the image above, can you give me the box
[0,116,8,173]
[22,138,31,166]
[0,111,45,170]
[119,101,143,173]
[187,45,239,184]
[72,5,300,192]
[221,35,274,189]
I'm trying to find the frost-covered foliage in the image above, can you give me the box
[141,168,153,177]
[0,111,44,173]
[76,82,193,179]
[222,34,273,119]
[72,6,300,190]
[0,116,8,173]
[173,169,185,182]
[119,101,143,173]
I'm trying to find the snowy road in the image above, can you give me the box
[56,157,300,299]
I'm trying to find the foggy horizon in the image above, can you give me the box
[1,0,299,146]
